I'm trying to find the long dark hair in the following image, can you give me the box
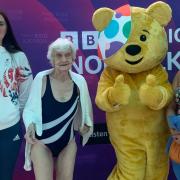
[0,11,22,53]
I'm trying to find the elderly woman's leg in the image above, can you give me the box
[31,142,53,180]
[56,139,77,180]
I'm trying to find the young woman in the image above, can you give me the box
[166,71,180,179]
[23,38,93,180]
[0,11,33,180]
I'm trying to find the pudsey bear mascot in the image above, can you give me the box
[92,2,173,180]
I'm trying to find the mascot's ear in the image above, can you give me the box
[92,8,114,31]
[146,1,172,27]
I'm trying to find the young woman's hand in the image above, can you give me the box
[24,123,37,144]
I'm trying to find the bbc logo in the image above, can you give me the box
[60,31,99,50]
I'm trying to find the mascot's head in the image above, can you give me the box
[92,1,172,73]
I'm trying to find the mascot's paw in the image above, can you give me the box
[108,75,131,105]
[139,74,163,108]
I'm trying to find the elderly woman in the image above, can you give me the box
[23,38,93,180]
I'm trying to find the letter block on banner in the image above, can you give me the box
[82,31,98,50]
[60,31,79,49]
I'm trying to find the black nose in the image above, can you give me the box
[126,45,141,56]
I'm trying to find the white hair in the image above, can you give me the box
[47,38,76,61]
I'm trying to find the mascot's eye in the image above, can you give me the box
[140,35,147,41]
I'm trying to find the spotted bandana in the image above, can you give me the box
[98,4,132,60]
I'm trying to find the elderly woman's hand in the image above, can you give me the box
[24,123,37,144]
[79,124,90,135]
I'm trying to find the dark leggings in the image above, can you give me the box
[0,122,22,180]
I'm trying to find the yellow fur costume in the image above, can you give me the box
[92,2,173,180]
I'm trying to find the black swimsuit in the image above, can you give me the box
[36,75,79,157]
